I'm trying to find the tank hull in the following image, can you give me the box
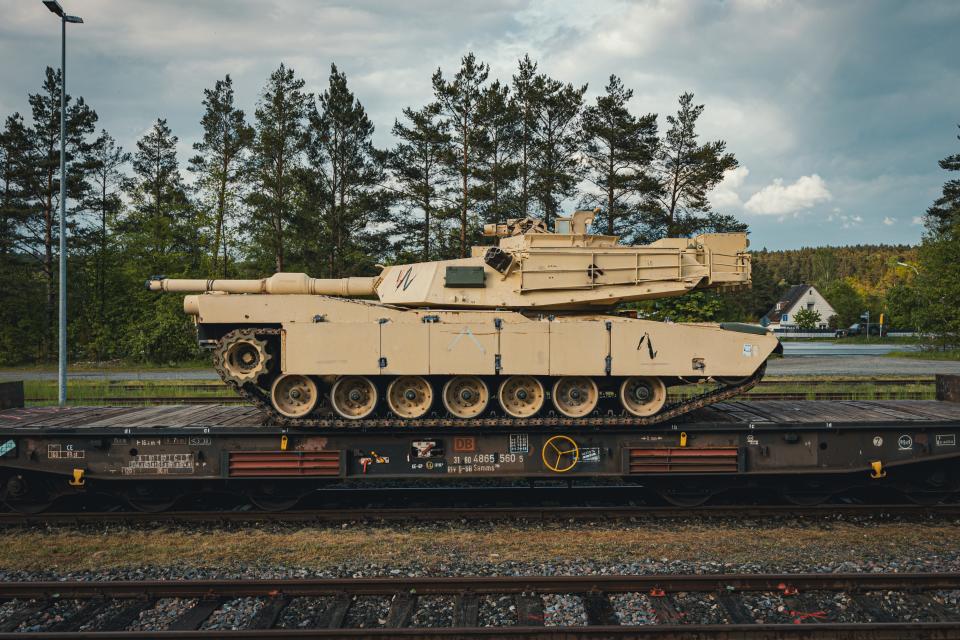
[191,294,778,423]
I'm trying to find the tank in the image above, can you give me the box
[148,209,781,424]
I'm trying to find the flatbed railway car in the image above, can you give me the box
[2,398,960,511]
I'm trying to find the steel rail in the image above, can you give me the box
[1,574,959,638]
[2,572,959,598]
[2,624,960,639]
[1,503,959,526]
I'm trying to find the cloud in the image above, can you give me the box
[912,216,924,225]
[709,166,750,209]
[744,174,832,215]
[826,211,862,229]
[883,216,896,225]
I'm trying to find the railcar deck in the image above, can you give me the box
[2,400,960,432]
[1,401,959,509]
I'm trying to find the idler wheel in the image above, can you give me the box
[271,374,320,419]
[386,376,433,419]
[220,330,271,384]
[498,375,545,418]
[551,376,599,418]
[330,376,378,419]
[620,376,667,417]
[442,376,489,419]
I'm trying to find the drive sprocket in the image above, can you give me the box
[215,329,272,385]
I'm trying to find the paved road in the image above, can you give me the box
[767,355,960,376]
[780,342,919,357]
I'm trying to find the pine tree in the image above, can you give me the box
[123,118,194,270]
[5,67,97,360]
[647,92,738,240]
[511,55,541,218]
[249,63,310,273]
[914,125,960,348]
[83,130,129,344]
[306,63,391,277]
[581,75,658,238]
[389,103,450,261]
[475,80,520,227]
[529,73,586,227]
[189,74,253,278]
[924,124,960,235]
[432,53,489,257]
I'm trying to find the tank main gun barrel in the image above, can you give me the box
[147,272,378,297]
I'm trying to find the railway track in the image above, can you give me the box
[2,503,959,526]
[0,573,958,637]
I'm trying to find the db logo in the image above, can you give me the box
[453,437,476,452]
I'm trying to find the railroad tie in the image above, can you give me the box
[452,592,479,627]
[246,595,291,630]
[94,598,157,632]
[45,599,109,632]
[384,591,417,628]
[316,592,351,629]
[850,594,896,623]
[647,593,683,624]
[905,593,960,623]
[0,600,51,632]
[716,592,756,624]
[515,593,545,626]
[166,597,226,631]
[582,591,619,626]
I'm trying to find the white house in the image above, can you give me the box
[761,284,837,330]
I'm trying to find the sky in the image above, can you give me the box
[2,0,958,250]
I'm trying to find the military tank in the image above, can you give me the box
[149,209,780,426]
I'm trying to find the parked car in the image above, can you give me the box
[835,323,887,337]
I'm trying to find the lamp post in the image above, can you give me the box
[896,259,920,276]
[43,1,83,407]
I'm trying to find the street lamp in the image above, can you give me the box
[43,0,83,408]
[896,257,920,276]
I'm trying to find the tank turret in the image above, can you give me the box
[149,209,752,311]
[149,210,779,425]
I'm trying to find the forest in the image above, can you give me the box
[0,53,957,365]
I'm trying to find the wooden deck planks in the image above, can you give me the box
[0,400,959,430]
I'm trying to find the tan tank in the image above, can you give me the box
[149,209,780,424]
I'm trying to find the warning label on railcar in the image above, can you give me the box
[121,453,194,475]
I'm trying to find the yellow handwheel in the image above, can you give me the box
[541,435,580,473]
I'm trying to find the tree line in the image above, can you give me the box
[1,53,955,365]
[0,54,743,365]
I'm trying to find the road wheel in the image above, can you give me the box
[330,376,378,419]
[386,376,433,419]
[620,376,667,417]
[498,375,545,418]
[551,377,599,418]
[442,376,489,419]
[271,374,320,419]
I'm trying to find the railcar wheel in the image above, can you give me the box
[498,376,545,418]
[219,330,271,384]
[248,486,303,511]
[330,376,378,419]
[659,491,713,507]
[442,376,489,419]
[386,376,433,419]
[782,493,832,506]
[551,377,599,418]
[271,374,320,419]
[620,376,667,417]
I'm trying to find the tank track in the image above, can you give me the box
[214,328,766,428]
